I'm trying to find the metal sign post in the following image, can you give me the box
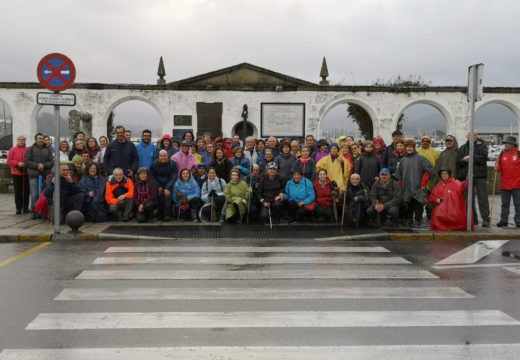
[37,53,76,234]
[466,63,484,232]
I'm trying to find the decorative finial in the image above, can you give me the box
[157,56,166,85]
[320,57,329,85]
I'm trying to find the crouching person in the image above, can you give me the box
[173,168,201,222]
[313,169,337,222]
[105,167,134,221]
[44,163,84,223]
[200,167,226,222]
[225,169,250,223]
[344,173,369,226]
[367,168,401,227]
[134,167,158,223]
[79,162,107,222]
[259,162,285,224]
[150,149,177,221]
[285,170,315,224]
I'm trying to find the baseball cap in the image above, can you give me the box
[380,168,390,175]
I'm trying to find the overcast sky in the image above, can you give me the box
[1,0,519,86]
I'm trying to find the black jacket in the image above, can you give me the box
[149,160,178,191]
[369,179,401,208]
[103,139,138,176]
[259,175,284,203]
[456,138,488,180]
[211,158,233,183]
[358,152,380,188]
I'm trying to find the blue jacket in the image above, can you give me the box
[136,140,158,170]
[79,175,106,204]
[284,177,315,205]
[103,139,138,176]
[230,156,251,175]
[172,177,201,206]
[199,151,213,168]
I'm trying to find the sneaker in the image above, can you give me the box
[482,220,490,228]
[497,221,508,227]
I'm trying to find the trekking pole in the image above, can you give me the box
[341,185,347,227]
[177,201,181,222]
[268,205,273,230]
[246,166,253,224]
[490,162,498,226]
[210,195,215,222]
[356,203,360,232]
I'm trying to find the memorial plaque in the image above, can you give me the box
[174,115,192,126]
[261,103,305,138]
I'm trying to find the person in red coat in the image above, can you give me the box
[429,168,470,231]
[495,136,520,227]
[7,135,29,214]
[313,169,338,222]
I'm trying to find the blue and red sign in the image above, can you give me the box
[37,53,76,92]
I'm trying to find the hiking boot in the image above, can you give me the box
[482,220,490,227]
[497,221,508,227]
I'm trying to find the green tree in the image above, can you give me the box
[107,111,115,141]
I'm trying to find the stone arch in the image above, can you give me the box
[102,95,167,137]
[392,99,453,136]
[475,99,520,139]
[317,97,378,139]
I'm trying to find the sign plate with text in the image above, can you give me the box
[37,92,76,106]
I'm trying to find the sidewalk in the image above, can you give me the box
[0,193,518,242]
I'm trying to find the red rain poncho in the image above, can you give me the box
[429,176,472,231]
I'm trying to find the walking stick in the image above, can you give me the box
[210,195,215,222]
[247,166,253,224]
[268,205,273,230]
[490,162,498,226]
[341,185,347,226]
[356,202,360,232]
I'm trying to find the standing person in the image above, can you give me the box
[292,145,316,182]
[367,168,401,227]
[313,169,337,222]
[382,130,403,168]
[182,131,195,142]
[243,136,258,165]
[58,141,70,163]
[344,173,369,226]
[200,142,215,168]
[79,162,107,222]
[284,170,315,223]
[316,143,351,194]
[260,149,275,172]
[387,139,406,180]
[259,162,284,224]
[350,142,362,174]
[202,132,212,145]
[275,139,297,186]
[223,138,235,159]
[103,125,139,178]
[74,131,86,143]
[290,140,301,158]
[154,134,178,159]
[124,130,132,142]
[434,135,458,185]
[7,135,29,214]
[43,135,54,154]
[305,135,316,154]
[311,139,328,163]
[200,167,227,222]
[456,131,490,227]
[232,134,242,148]
[358,140,381,189]
[150,150,177,221]
[373,137,386,157]
[86,137,101,163]
[230,146,251,176]
[211,147,233,183]
[44,163,84,223]
[25,133,54,219]
[429,169,469,231]
[190,143,202,164]
[133,167,158,223]
[266,136,280,158]
[243,163,262,222]
[68,138,86,161]
[224,169,250,223]
[171,140,198,177]
[340,143,354,171]
[495,136,520,227]
[394,139,433,228]
[172,168,201,222]
[98,136,108,169]
[136,129,158,170]
[105,167,135,221]
[256,139,266,168]
[416,135,440,189]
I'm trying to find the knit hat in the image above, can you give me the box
[161,134,172,141]
[329,143,340,150]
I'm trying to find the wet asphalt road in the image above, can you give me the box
[1,237,520,358]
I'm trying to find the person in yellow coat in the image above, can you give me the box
[416,135,440,220]
[224,168,250,223]
[316,143,351,193]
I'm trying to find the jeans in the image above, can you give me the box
[500,188,520,225]
[28,177,40,212]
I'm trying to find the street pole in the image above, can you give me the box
[54,102,61,233]
[241,104,248,142]
[466,64,484,232]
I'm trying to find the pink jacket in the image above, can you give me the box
[171,151,198,177]
[7,145,28,175]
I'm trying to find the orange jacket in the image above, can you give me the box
[105,177,134,205]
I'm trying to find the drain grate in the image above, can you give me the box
[101,225,386,239]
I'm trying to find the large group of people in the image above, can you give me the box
[7,125,520,230]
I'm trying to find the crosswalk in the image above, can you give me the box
[2,241,520,359]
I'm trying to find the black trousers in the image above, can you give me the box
[108,198,134,220]
[314,204,333,221]
[12,174,29,212]
[260,200,282,221]
[136,200,157,223]
[405,198,423,223]
[287,200,308,221]
[174,198,201,220]
[157,192,173,218]
[201,195,226,221]
[367,205,400,224]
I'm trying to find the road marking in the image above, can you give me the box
[76,269,438,280]
[55,286,473,300]
[503,266,520,275]
[93,255,411,265]
[434,240,509,265]
[3,345,520,360]
[104,246,390,253]
[433,262,520,270]
[0,242,51,268]
[26,310,519,329]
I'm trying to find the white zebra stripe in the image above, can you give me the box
[55,286,473,300]
[434,240,509,265]
[3,345,520,360]
[26,310,518,330]
[92,255,411,265]
[104,246,390,253]
[76,269,438,280]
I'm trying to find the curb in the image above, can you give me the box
[390,232,520,242]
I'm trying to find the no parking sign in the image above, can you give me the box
[37,53,76,92]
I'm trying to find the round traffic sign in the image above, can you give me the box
[37,53,76,92]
